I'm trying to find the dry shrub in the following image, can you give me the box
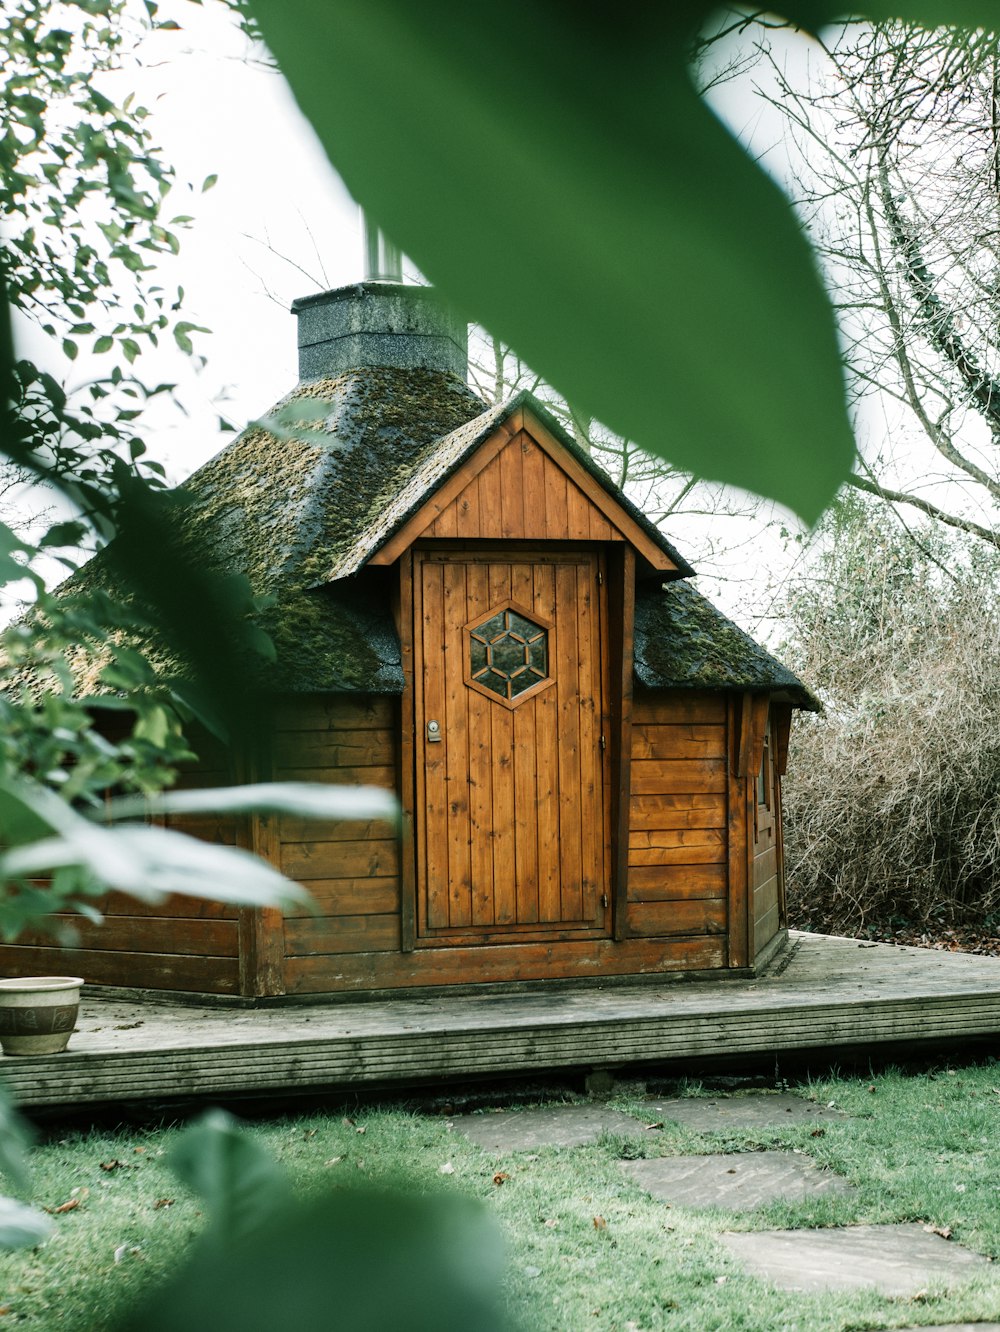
[780,496,1000,933]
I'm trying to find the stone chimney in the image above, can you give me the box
[291,282,468,383]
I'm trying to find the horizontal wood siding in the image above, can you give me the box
[285,935,727,993]
[274,696,400,958]
[626,691,729,943]
[0,729,244,994]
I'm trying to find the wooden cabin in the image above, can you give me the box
[1,283,817,1000]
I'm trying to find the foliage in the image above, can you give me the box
[780,492,1000,932]
[0,0,299,925]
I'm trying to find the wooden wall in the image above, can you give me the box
[2,727,244,994]
[625,689,728,963]
[751,712,782,961]
[2,686,774,997]
[423,431,624,544]
[277,689,735,994]
[274,696,401,994]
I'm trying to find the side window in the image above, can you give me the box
[757,725,771,812]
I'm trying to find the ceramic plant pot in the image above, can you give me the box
[0,977,84,1055]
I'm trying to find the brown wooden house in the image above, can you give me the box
[1,283,817,1000]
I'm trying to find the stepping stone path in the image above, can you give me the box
[645,1091,845,1130]
[620,1150,854,1211]
[450,1094,993,1305]
[719,1224,992,1296]
[449,1104,643,1151]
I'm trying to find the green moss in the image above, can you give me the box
[634,581,818,709]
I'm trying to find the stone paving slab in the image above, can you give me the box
[449,1104,644,1151]
[620,1151,853,1211]
[645,1093,846,1131]
[720,1224,991,1295]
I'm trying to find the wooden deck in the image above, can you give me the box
[4,932,1000,1108]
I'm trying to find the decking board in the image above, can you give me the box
[4,934,1000,1107]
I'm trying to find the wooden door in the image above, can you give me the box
[413,549,610,944]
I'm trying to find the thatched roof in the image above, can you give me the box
[48,364,811,706]
[634,580,820,711]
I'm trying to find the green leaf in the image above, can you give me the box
[168,1111,292,1247]
[0,1197,53,1252]
[173,321,210,355]
[108,781,399,823]
[62,338,78,362]
[115,1186,507,1332]
[133,704,172,748]
[201,174,218,192]
[0,519,32,584]
[245,0,855,523]
[0,776,310,910]
[0,1082,34,1194]
[0,822,311,910]
[39,521,88,548]
[93,334,114,354]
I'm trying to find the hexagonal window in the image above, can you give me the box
[465,602,554,707]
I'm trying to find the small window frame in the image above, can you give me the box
[463,600,556,710]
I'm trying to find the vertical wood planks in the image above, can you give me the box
[555,559,584,922]
[511,561,539,924]
[727,695,751,969]
[465,561,495,926]
[442,560,472,928]
[413,549,608,940]
[532,560,561,924]
[420,561,450,929]
[576,556,598,922]
[398,551,417,952]
[610,548,635,941]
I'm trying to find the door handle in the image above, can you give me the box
[426,719,442,743]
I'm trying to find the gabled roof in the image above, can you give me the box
[332,391,693,579]
[49,363,812,705]
[634,581,820,711]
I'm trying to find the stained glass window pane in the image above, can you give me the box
[467,607,550,702]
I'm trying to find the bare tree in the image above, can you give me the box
[735,20,1000,549]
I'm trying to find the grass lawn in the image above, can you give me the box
[3,1060,1000,1330]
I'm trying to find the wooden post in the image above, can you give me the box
[608,547,635,941]
[236,733,286,998]
[398,550,417,952]
[727,695,750,969]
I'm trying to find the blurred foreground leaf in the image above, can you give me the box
[247,1,855,524]
[168,1111,292,1248]
[0,778,311,910]
[0,1080,33,1195]
[118,1184,508,1332]
[108,782,399,824]
[0,1196,52,1251]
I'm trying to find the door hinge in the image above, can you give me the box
[600,893,609,909]
[596,569,604,585]
[599,734,607,752]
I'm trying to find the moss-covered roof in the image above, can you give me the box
[52,364,809,703]
[634,580,819,710]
